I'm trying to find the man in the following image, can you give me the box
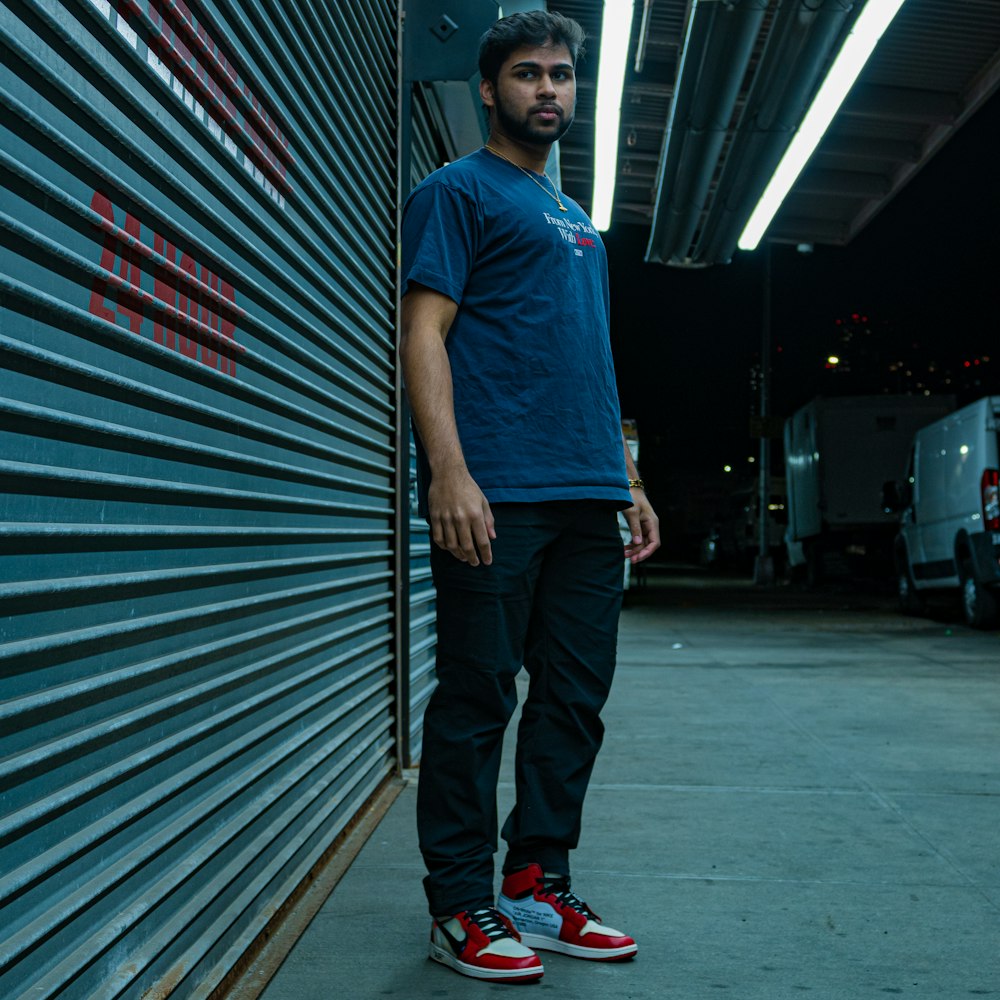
[399,10,659,984]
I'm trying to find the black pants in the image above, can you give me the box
[417,501,625,916]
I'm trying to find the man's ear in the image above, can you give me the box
[479,76,495,110]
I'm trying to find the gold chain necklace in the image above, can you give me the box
[484,144,568,212]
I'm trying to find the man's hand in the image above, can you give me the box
[401,285,496,566]
[623,488,660,564]
[428,468,496,566]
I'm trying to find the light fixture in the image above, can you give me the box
[591,0,635,231]
[738,0,907,251]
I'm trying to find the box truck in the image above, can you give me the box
[784,395,954,582]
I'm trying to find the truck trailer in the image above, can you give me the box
[784,395,954,582]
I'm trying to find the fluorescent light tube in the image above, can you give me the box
[591,0,635,231]
[738,0,907,251]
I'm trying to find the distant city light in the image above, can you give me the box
[723,465,732,473]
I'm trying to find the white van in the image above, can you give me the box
[887,396,1000,628]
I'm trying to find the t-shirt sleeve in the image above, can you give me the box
[400,180,480,304]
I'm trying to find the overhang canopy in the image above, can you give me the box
[553,0,1000,266]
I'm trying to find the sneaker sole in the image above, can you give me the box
[516,932,637,961]
[428,942,544,982]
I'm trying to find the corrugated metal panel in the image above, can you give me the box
[0,0,398,996]
[402,82,449,765]
[865,0,1000,91]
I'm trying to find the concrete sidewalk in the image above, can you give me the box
[256,569,1000,998]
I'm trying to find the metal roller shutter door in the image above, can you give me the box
[0,0,398,996]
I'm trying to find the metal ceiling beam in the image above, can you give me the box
[815,134,922,164]
[840,84,962,123]
[767,215,850,243]
[616,201,659,216]
[577,79,674,98]
[845,43,1000,241]
[793,168,890,198]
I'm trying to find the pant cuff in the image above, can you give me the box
[502,847,569,878]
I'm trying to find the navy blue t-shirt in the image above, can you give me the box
[401,147,630,509]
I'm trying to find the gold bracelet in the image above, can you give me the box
[628,478,645,490]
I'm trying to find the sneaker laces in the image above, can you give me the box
[467,905,516,942]
[539,874,599,920]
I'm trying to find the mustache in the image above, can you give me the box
[530,103,563,116]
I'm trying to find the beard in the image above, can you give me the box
[494,93,575,146]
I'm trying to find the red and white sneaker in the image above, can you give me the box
[498,863,638,961]
[428,906,544,982]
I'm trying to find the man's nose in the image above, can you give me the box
[537,74,557,96]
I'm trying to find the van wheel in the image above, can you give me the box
[897,562,925,617]
[960,562,998,629]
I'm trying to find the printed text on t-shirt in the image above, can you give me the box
[544,212,598,248]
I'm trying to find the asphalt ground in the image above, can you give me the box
[255,565,1000,999]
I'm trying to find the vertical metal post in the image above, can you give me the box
[393,1,413,771]
[754,241,775,585]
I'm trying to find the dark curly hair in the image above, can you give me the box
[478,11,587,86]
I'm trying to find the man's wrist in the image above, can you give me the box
[628,478,645,491]
[428,453,470,477]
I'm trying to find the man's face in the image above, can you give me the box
[480,41,576,146]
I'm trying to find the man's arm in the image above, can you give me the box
[621,436,660,564]
[399,284,495,566]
